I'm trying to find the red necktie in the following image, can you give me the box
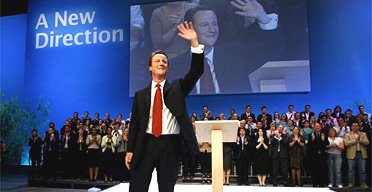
[152,84,162,137]
[200,57,214,93]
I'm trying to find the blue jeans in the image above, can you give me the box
[348,151,366,184]
[327,153,342,186]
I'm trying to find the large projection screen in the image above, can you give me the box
[129,0,310,96]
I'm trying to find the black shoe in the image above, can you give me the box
[238,182,243,185]
[283,183,289,187]
[244,182,250,186]
[273,183,278,186]
[299,184,303,187]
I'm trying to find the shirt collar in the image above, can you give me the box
[205,47,214,63]
[151,79,166,89]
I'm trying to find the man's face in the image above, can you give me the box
[239,128,246,136]
[351,123,360,133]
[314,124,322,132]
[256,122,263,129]
[288,106,294,112]
[246,107,251,113]
[193,10,219,47]
[149,54,168,77]
[262,108,267,114]
[326,110,332,116]
[305,106,310,112]
[359,106,365,113]
[337,118,344,126]
[295,113,300,120]
[278,125,283,133]
[203,107,208,112]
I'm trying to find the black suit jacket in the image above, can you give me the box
[300,111,315,121]
[234,136,252,161]
[44,131,59,153]
[269,134,289,159]
[308,132,327,157]
[240,113,256,122]
[128,52,203,170]
[257,113,273,125]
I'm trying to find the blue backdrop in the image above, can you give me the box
[1,0,371,131]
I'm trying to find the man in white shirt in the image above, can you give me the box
[286,105,296,120]
[126,21,203,192]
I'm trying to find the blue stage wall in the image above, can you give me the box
[1,0,371,130]
[1,14,27,100]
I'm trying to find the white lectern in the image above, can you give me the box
[195,120,239,192]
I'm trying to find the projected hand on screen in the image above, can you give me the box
[231,0,271,24]
[177,21,199,48]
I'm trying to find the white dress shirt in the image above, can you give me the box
[147,45,204,135]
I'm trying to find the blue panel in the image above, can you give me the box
[24,0,131,127]
[0,14,27,99]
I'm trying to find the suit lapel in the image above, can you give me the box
[163,80,171,101]
[144,84,151,115]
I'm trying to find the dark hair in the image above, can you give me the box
[337,117,344,121]
[85,111,89,114]
[261,106,267,110]
[63,125,71,130]
[245,105,251,109]
[305,104,311,108]
[148,50,169,67]
[351,121,360,127]
[281,113,288,121]
[49,122,55,127]
[95,113,99,116]
[358,105,364,109]
[74,111,78,114]
[288,105,294,108]
[31,129,37,133]
[118,114,123,117]
[334,105,342,112]
[184,5,217,24]
[203,105,208,109]
[325,108,332,112]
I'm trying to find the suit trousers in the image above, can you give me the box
[236,156,249,183]
[272,156,288,185]
[129,134,181,192]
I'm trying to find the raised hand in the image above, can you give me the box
[177,21,199,47]
[231,0,270,24]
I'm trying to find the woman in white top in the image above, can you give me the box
[101,127,117,182]
[327,128,345,189]
[86,127,101,182]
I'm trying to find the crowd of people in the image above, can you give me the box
[27,105,371,189]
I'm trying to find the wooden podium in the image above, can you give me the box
[195,120,239,192]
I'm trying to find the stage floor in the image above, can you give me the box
[103,183,335,192]
[103,170,335,192]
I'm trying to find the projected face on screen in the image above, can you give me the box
[193,10,219,49]
[129,0,311,96]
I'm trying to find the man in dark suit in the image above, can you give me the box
[125,22,203,192]
[300,104,315,122]
[270,125,289,186]
[241,105,256,122]
[308,123,327,187]
[257,106,272,127]
[235,128,252,185]
[200,105,214,120]
[43,126,59,180]
[168,5,281,94]
[331,105,344,119]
